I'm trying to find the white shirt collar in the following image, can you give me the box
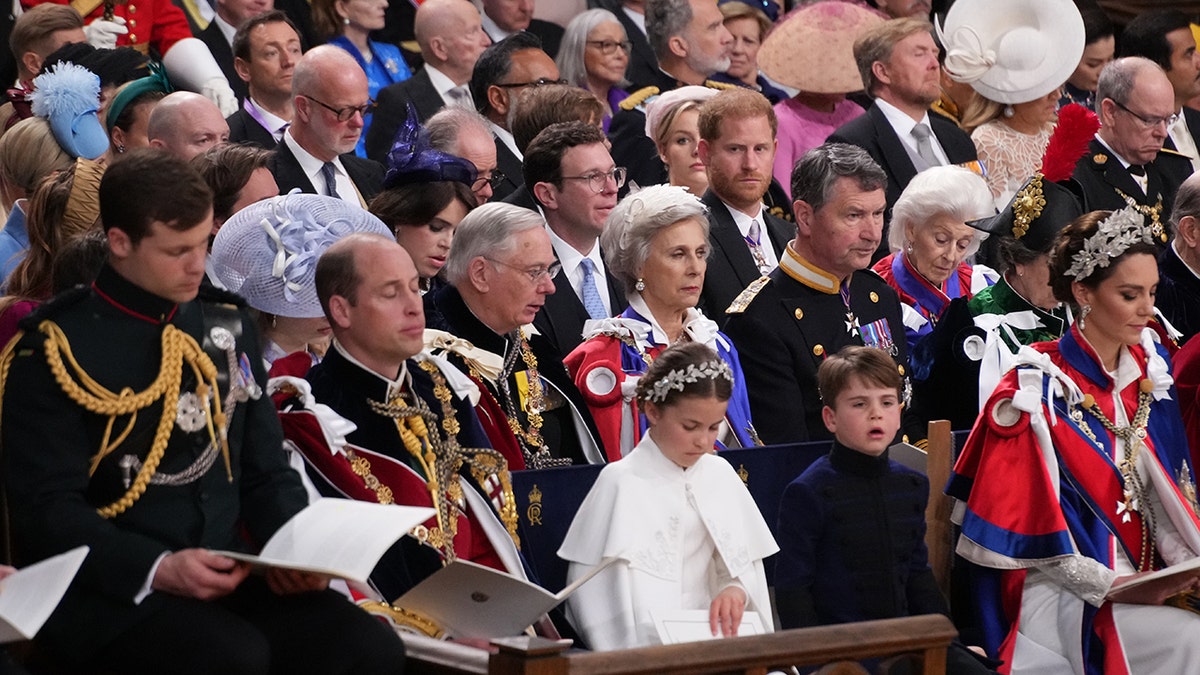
[332,340,410,398]
[284,129,343,181]
[621,5,646,34]
[546,223,601,275]
[245,97,288,138]
[875,97,929,138]
[489,121,522,161]
[425,63,463,98]
[480,11,514,44]
[724,201,764,237]
[213,13,237,45]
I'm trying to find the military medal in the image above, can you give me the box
[838,283,859,337]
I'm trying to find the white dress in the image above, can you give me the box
[557,434,778,650]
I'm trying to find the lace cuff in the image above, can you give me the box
[1040,555,1117,606]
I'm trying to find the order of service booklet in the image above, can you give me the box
[1108,556,1200,593]
[391,557,618,640]
[212,498,436,584]
[0,546,90,643]
[651,609,766,644]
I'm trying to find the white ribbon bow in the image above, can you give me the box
[938,24,996,84]
[423,328,503,383]
[969,311,1045,412]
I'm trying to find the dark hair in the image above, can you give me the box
[522,121,608,207]
[190,143,273,223]
[100,148,213,244]
[1119,9,1191,72]
[5,165,76,302]
[110,89,166,134]
[994,236,1045,274]
[817,345,902,409]
[369,181,476,234]
[39,43,147,86]
[1079,4,1114,47]
[635,342,732,406]
[510,84,605,154]
[51,228,108,292]
[469,32,544,116]
[792,143,887,212]
[233,10,300,62]
[1048,210,1161,304]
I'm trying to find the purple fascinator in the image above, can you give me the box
[383,104,477,189]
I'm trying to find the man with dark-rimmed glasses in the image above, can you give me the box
[268,45,385,205]
[1072,56,1192,224]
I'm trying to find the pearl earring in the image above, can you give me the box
[1078,304,1091,330]
[635,278,645,292]
[1003,105,1015,118]
[342,16,350,25]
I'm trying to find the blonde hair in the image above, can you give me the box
[0,116,71,198]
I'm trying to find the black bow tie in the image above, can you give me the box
[1129,164,1146,177]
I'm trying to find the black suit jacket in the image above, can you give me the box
[1072,138,1188,223]
[493,137,524,202]
[365,67,447,163]
[607,69,687,192]
[198,22,249,104]
[589,0,658,92]
[699,190,792,320]
[267,139,385,204]
[1157,244,1200,346]
[501,185,540,212]
[0,3,16,96]
[226,107,278,149]
[273,0,319,50]
[526,19,564,59]
[826,102,977,223]
[533,242,627,357]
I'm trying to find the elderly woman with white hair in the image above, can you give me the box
[557,9,631,133]
[871,165,995,351]
[564,184,757,461]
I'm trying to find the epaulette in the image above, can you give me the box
[17,285,90,330]
[1158,147,1190,158]
[198,284,248,308]
[703,79,738,91]
[725,276,771,315]
[619,86,659,111]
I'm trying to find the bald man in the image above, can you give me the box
[365,0,491,162]
[146,91,231,160]
[267,45,384,204]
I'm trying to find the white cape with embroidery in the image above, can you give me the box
[557,434,778,650]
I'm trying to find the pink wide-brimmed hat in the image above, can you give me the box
[758,1,886,95]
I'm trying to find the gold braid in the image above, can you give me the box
[36,320,231,518]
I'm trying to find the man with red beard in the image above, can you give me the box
[523,122,628,356]
[695,87,792,319]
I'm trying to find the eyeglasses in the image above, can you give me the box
[560,167,627,194]
[472,170,506,192]
[484,257,562,283]
[587,40,632,55]
[301,94,374,122]
[1111,99,1179,130]
[495,77,570,89]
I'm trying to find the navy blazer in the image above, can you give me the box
[698,189,792,320]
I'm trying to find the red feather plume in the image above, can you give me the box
[1040,103,1101,183]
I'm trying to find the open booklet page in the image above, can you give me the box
[651,609,765,644]
[213,499,435,583]
[0,546,89,643]
[1108,555,1200,593]
[393,557,618,639]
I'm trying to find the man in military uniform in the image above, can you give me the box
[723,143,915,445]
[0,150,404,673]
[1074,57,1192,226]
[608,0,732,191]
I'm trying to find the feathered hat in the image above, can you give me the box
[30,61,109,160]
[382,104,477,190]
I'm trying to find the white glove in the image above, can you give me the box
[161,37,239,116]
[83,16,128,50]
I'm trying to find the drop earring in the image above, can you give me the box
[1078,304,1091,330]
[635,278,645,292]
[1003,105,1015,118]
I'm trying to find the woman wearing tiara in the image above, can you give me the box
[948,206,1200,673]
[558,342,778,651]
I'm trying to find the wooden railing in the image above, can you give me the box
[402,614,958,675]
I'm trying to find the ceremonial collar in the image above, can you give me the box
[330,339,409,400]
[828,439,890,478]
[427,283,509,357]
[624,293,720,347]
[779,243,840,294]
[92,264,179,325]
[892,251,958,316]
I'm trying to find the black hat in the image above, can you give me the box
[968,176,1084,254]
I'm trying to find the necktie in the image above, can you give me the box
[320,161,342,200]
[911,123,942,168]
[745,219,771,275]
[579,259,607,320]
[447,85,472,109]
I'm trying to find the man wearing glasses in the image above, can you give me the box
[524,121,628,356]
[469,32,565,202]
[425,202,605,466]
[268,45,385,205]
[426,106,506,205]
[1073,57,1192,224]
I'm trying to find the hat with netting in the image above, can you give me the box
[210,193,392,318]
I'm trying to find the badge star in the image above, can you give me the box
[1117,500,1131,523]
[845,311,859,337]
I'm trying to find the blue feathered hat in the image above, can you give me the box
[30,61,109,160]
[382,103,477,189]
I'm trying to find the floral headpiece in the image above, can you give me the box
[642,358,733,403]
[1065,205,1161,280]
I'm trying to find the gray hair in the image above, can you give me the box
[426,106,493,155]
[443,202,546,285]
[1096,56,1158,113]
[888,165,994,254]
[601,184,709,295]
[1172,173,1200,234]
[646,0,692,61]
[558,10,630,91]
[791,143,887,212]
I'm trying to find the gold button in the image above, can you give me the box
[869,292,879,303]
[129,33,137,41]
[813,344,824,356]
[128,3,136,11]
[793,308,803,320]
[128,19,136,26]
[898,365,905,376]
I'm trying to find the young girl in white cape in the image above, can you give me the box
[558,342,778,650]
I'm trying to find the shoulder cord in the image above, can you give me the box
[36,320,230,518]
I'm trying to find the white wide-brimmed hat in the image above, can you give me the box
[938,0,1085,105]
[210,193,392,319]
[758,1,886,95]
